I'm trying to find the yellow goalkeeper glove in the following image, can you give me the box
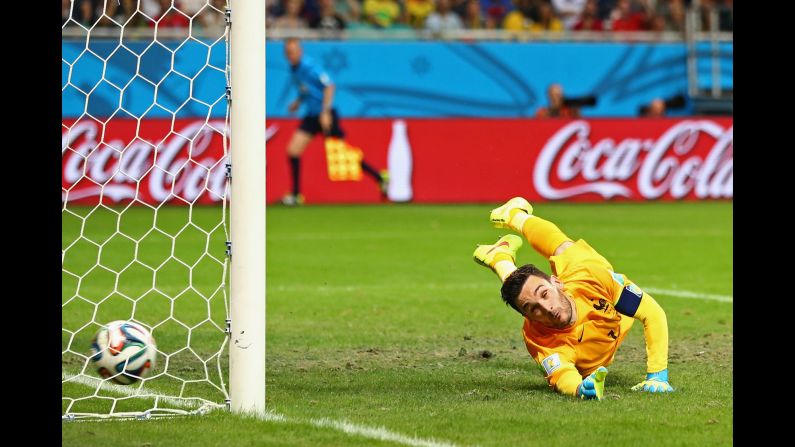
[576,367,608,401]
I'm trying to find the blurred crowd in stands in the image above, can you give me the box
[63,0,733,35]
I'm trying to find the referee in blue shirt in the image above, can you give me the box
[281,38,389,205]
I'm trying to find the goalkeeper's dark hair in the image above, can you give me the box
[500,264,551,314]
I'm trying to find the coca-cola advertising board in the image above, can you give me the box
[62,117,732,205]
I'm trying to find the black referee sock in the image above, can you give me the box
[360,160,382,182]
[289,156,301,196]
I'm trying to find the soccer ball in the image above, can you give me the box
[89,320,157,385]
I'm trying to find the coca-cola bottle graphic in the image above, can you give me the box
[386,120,413,202]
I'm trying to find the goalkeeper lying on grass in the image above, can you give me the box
[473,198,674,400]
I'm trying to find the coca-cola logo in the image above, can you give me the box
[533,120,733,200]
[62,120,279,204]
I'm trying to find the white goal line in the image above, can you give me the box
[643,287,732,303]
[63,373,470,447]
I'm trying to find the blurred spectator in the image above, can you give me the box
[460,0,487,28]
[648,13,665,31]
[66,0,128,28]
[273,0,310,30]
[71,0,170,27]
[140,0,162,17]
[363,0,404,28]
[640,95,686,116]
[698,0,714,30]
[573,0,603,30]
[310,0,347,30]
[267,0,282,27]
[425,0,465,33]
[529,1,563,31]
[150,0,191,27]
[653,0,685,33]
[301,0,323,23]
[62,0,71,20]
[180,0,206,16]
[699,0,732,31]
[63,0,73,26]
[667,0,686,32]
[71,0,97,27]
[644,98,666,117]
[551,0,586,30]
[718,0,732,31]
[335,0,363,24]
[502,0,534,31]
[406,0,436,28]
[95,0,133,26]
[197,0,228,36]
[596,0,615,20]
[451,0,467,17]
[69,0,145,28]
[606,0,646,31]
[120,0,153,28]
[536,84,581,118]
[480,0,514,29]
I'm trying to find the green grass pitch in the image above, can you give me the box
[62,201,732,446]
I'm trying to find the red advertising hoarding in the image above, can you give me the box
[62,117,732,205]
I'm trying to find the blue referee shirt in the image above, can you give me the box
[291,56,333,116]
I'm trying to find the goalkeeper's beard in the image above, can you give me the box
[552,292,577,329]
[564,294,576,326]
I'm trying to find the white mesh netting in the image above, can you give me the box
[62,0,232,420]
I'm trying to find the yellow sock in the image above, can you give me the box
[509,212,530,233]
[521,216,572,258]
[493,258,517,282]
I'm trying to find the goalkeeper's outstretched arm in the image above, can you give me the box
[615,288,674,393]
[550,363,608,401]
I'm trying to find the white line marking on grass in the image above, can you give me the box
[65,373,469,447]
[63,373,205,409]
[310,418,466,447]
[272,282,733,303]
[644,287,732,303]
[270,283,493,294]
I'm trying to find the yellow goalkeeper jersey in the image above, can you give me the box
[522,239,642,388]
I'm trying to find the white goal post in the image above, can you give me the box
[228,0,266,415]
[61,0,265,419]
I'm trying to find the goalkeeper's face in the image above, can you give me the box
[516,275,574,329]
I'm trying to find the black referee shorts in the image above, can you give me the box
[298,109,345,138]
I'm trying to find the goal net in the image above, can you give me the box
[62,0,239,419]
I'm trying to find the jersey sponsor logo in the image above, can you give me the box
[627,283,643,298]
[610,271,625,286]
[541,353,562,376]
